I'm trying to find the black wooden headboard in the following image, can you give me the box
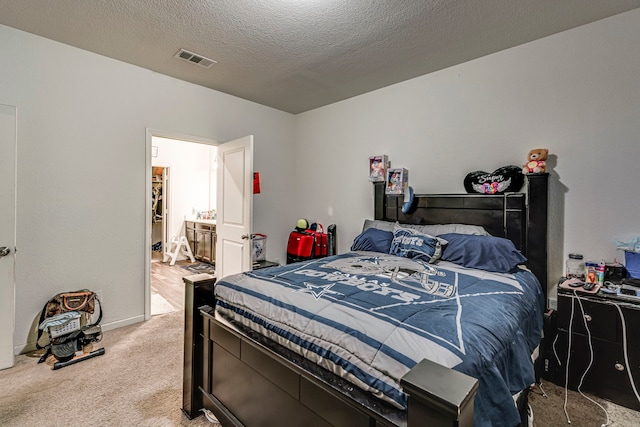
[374,174,549,303]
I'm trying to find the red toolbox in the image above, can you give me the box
[286,230,316,263]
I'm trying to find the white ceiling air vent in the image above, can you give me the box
[174,49,217,69]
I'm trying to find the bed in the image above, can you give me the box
[182,174,549,427]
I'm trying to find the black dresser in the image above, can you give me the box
[545,287,640,411]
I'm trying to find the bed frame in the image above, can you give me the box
[182,173,548,427]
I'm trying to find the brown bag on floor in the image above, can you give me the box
[45,290,96,318]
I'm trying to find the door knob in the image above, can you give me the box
[241,235,250,240]
[0,247,10,257]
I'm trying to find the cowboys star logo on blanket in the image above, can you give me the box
[296,282,342,300]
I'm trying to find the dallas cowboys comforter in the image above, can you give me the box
[214,251,544,427]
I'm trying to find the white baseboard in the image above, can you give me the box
[15,314,146,355]
[100,315,146,332]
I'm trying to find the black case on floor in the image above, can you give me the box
[539,308,561,384]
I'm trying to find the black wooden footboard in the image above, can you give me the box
[184,274,479,427]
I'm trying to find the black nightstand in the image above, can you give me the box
[252,260,279,270]
[549,285,640,411]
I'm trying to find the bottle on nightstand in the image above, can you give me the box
[566,253,585,281]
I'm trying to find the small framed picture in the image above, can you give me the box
[386,168,408,194]
[369,155,388,182]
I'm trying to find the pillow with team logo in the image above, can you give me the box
[389,225,446,263]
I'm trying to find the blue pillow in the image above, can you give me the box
[389,226,443,263]
[351,228,394,253]
[439,233,527,273]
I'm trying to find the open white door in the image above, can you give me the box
[0,105,17,370]
[215,135,253,280]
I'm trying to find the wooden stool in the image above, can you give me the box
[163,236,195,266]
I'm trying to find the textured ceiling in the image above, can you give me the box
[1,0,638,114]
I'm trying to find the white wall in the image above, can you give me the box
[3,9,639,353]
[294,9,640,307]
[0,24,296,353]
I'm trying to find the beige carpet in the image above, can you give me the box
[529,379,639,427]
[2,309,638,427]
[0,311,211,427]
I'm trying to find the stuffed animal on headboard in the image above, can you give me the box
[522,148,548,174]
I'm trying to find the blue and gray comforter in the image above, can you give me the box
[214,251,544,426]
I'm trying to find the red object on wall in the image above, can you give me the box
[253,172,261,194]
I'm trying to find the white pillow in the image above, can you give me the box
[362,219,490,236]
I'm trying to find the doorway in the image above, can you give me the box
[145,130,218,319]
[150,165,178,316]
[151,166,169,264]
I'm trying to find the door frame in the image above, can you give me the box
[0,104,17,369]
[144,129,218,320]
